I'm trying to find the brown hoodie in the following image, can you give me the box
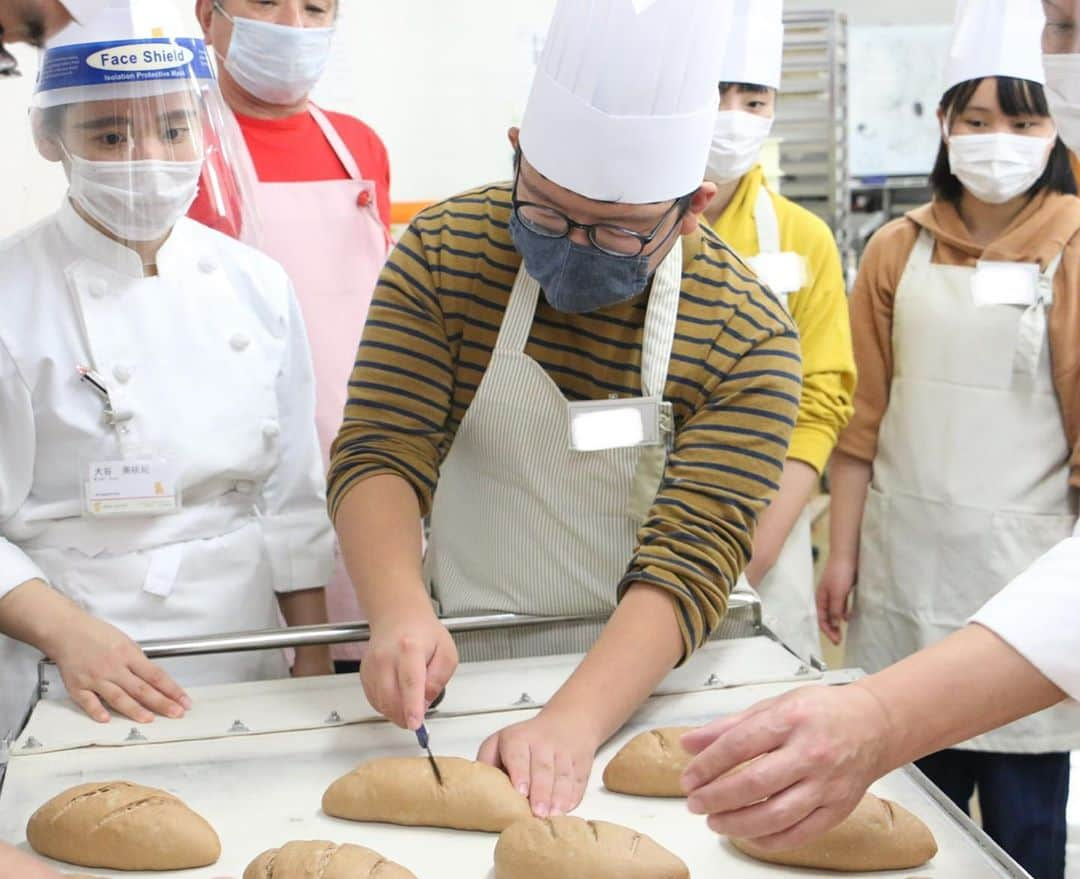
[838,190,1080,486]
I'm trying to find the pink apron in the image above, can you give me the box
[250,105,391,661]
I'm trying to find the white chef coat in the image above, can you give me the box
[973,534,1080,703]
[0,201,334,732]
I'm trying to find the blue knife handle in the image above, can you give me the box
[416,724,430,749]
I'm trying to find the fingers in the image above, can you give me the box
[128,657,189,717]
[822,583,846,645]
[396,636,431,731]
[682,710,788,798]
[424,638,457,709]
[682,699,777,756]
[703,779,817,841]
[527,743,556,818]
[728,802,853,852]
[95,679,154,725]
[687,748,806,818]
[477,732,501,767]
[70,688,111,724]
[549,751,581,816]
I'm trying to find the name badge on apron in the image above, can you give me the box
[567,397,673,452]
[81,456,180,518]
[747,252,807,299]
[972,261,1039,307]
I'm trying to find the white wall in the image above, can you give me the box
[0,0,958,239]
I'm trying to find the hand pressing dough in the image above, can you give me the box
[495,816,689,879]
[27,781,221,870]
[322,756,531,832]
[243,840,416,879]
[731,793,938,872]
[603,727,695,797]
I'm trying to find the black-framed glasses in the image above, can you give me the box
[0,41,22,78]
[512,174,688,258]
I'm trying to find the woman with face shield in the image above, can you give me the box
[0,0,335,740]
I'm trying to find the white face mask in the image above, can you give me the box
[67,154,203,242]
[945,130,1055,204]
[705,110,774,184]
[216,4,335,106]
[1043,54,1080,156]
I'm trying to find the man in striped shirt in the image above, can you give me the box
[329,0,802,820]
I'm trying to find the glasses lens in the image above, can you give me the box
[592,226,646,257]
[518,204,569,238]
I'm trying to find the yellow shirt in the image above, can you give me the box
[711,165,856,473]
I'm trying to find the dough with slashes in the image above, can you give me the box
[243,840,416,879]
[603,727,695,797]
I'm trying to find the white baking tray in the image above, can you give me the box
[0,644,1028,878]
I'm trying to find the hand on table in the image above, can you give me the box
[679,683,892,850]
[477,710,598,818]
[360,612,458,730]
[49,613,190,724]
[816,557,857,645]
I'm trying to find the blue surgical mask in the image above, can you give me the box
[509,214,653,314]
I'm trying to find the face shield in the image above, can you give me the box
[30,13,259,248]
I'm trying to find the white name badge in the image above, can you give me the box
[568,397,666,452]
[972,261,1040,308]
[83,457,180,517]
[747,252,808,297]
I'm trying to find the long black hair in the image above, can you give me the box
[931,76,1077,203]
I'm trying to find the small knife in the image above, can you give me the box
[415,724,444,785]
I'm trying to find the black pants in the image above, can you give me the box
[334,660,361,675]
[916,749,1070,879]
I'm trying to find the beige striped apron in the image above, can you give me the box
[424,241,683,661]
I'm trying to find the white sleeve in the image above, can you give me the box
[0,340,46,599]
[971,536,1080,702]
[258,285,335,593]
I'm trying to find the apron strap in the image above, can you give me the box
[1015,250,1065,378]
[496,268,542,355]
[308,104,364,182]
[641,237,683,399]
[910,229,936,268]
[753,187,781,255]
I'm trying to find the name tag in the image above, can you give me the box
[568,397,666,452]
[83,457,180,517]
[747,252,808,297]
[972,261,1039,307]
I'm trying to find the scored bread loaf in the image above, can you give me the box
[322,756,531,832]
[27,781,221,870]
[731,793,939,871]
[243,840,416,879]
[495,816,689,879]
[602,727,695,797]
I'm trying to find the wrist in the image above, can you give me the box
[850,679,900,778]
[368,587,438,631]
[539,700,605,751]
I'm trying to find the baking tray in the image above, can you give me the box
[0,645,1029,879]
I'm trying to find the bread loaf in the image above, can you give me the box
[603,727,695,797]
[731,793,938,871]
[323,756,531,832]
[243,840,416,879]
[495,816,689,879]
[27,781,221,870]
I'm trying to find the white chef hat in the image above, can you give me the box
[519,0,734,205]
[717,0,785,91]
[944,0,1046,91]
[59,0,110,23]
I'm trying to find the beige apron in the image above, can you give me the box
[846,229,1080,753]
[744,188,818,662]
[423,242,683,661]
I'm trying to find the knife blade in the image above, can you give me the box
[415,724,444,786]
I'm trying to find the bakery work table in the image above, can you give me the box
[0,632,1032,879]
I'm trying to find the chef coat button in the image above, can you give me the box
[263,421,281,440]
[356,190,372,208]
[88,280,107,299]
[230,333,251,352]
[112,364,132,384]
[199,257,218,274]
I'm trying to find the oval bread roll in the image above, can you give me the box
[602,727,695,797]
[243,840,416,879]
[495,816,689,879]
[27,781,221,870]
[731,793,938,871]
[322,756,531,832]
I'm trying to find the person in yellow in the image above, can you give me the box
[701,0,855,663]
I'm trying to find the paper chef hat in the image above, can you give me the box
[519,0,734,204]
[944,0,1047,91]
[717,0,785,91]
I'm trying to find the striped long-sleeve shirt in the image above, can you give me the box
[328,183,803,657]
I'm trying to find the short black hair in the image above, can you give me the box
[931,76,1077,203]
[719,81,773,95]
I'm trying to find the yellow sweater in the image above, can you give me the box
[329,183,803,658]
[711,166,855,473]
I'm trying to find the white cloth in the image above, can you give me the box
[0,203,334,736]
[846,230,1080,753]
[944,0,1046,91]
[973,535,1080,703]
[717,0,784,90]
[424,243,683,661]
[59,0,109,24]
[519,0,733,204]
[48,0,192,47]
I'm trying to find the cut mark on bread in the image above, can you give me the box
[314,842,340,879]
[542,818,558,841]
[651,729,672,757]
[883,798,897,829]
[629,832,642,858]
[95,796,177,829]
[263,850,277,879]
[587,821,600,844]
[50,784,132,823]
[369,856,390,877]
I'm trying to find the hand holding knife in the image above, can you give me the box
[415,688,446,785]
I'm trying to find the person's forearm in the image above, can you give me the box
[745,459,820,585]
[859,624,1067,777]
[334,474,432,625]
[825,450,872,565]
[276,587,329,627]
[545,583,684,747]
[0,843,62,879]
[0,578,82,656]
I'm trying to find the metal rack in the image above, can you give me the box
[776,10,850,256]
